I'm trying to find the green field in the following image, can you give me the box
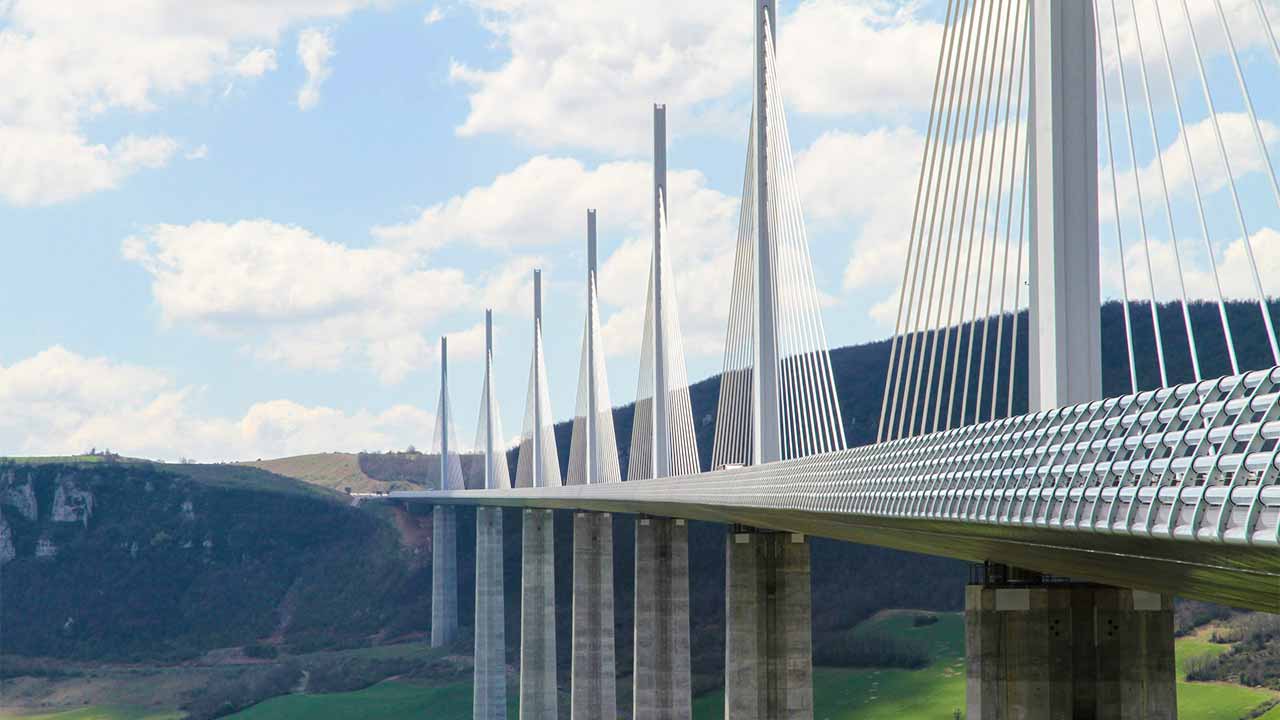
[691,610,967,720]
[0,708,181,720]
[1175,630,1277,720]
[692,611,1273,720]
[7,612,1276,720]
[223,680,518,720]
[1177,636,1233,676]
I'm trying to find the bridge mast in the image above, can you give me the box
[653,106,670,478]
[484,313,495,487]
[587,210,599,484]
[753,0,780,464]
[1028,0,1100,410]
[533,270,545,486]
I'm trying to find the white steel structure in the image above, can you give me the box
[408,364,1280,611]
[1029,0,1101,411]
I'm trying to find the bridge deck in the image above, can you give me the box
[381,368,1280,612]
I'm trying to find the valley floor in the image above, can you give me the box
[5,612,1276,720]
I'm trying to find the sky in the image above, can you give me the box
[1,0,1278,462]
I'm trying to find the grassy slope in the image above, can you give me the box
[1176,623,1278,720]
[240,453,383,493]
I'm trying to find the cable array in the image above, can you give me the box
[475,335,512,490]
[515,316,562,489]
[567,273,624,486]
[712,13,847,467]
[879,0,1280,443]
[628,191,702,481]
[432,365,467,492]
[879,0,1033,442]
[1094,0,1280,386]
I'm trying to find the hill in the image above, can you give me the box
[240,451,488,494]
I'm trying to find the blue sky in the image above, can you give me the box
[1,0,1277,461]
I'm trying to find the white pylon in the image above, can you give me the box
[433,336,466,490]
[515,270,561,489]
[568,210,623,486]
[712,0,845,469]
[475,310,511,490]
[628,104,700,482]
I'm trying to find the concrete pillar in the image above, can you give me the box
[520,509,558,719]
[431,505,459,647]
[571,511,617,720]
[965,580,1176,719]
[474,507,506,720]
[725,529,813,720]
[634,517,692,720]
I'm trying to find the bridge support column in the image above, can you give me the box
[431,505,458,647]
[965,572,1176,720]
[520,509,558,719]
[634,516,692,720]
[571,511,617,719]
[725,528,812,720]
[474,507,506,720]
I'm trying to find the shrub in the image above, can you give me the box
[243,643,279,659]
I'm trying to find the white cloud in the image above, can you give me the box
[185,144,210,160]
[791,126,924,301]
[778,0,943,116]
[297,28,335,110]
[452,0,753,153]
[0,346,436,462]
[1104,227,1280,304]
[235,47,279,77]
[424,7,446,25]
[122,219,527,383]
[375,156,654,250]
[450,0,948,154]
[0,1,374,205]
[0,127,178,206]
[1101,113,1280,221]
[1100,0,1278,95]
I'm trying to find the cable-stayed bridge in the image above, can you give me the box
[367,1,1280,718]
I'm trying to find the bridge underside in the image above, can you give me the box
[392,489,1278,612]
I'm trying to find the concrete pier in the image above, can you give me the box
[965,578,1176,720]
[633,516,692,720]
[519,509,557,719]
[473,507,506,720]
[571,511,617,720]
[431,505,458,647]
[725,528,813,720]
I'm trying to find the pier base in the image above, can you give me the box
[571,511,617,720]
[431,505,458,647]
[725,528,813,720]
[633,516,692,720]
[965,569,1176,720]
[520,509,558,720]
